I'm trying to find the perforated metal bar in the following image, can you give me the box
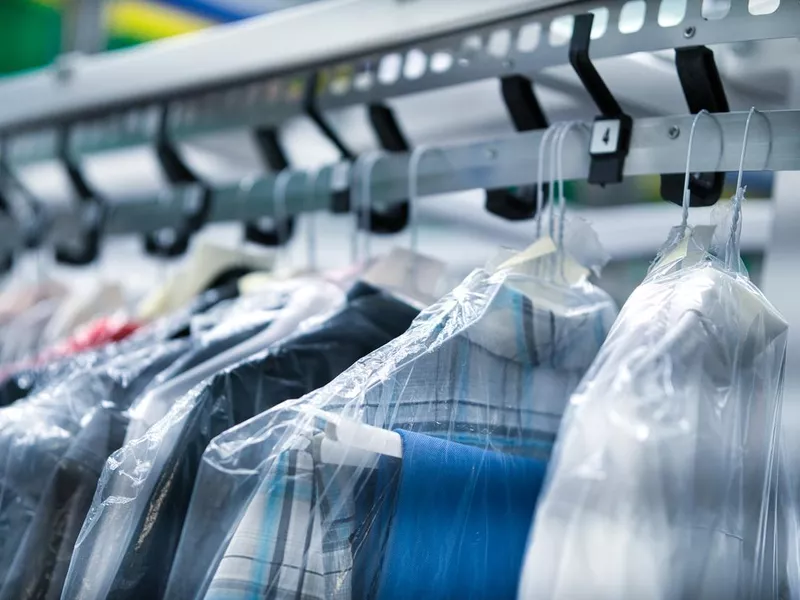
[204,108,796,224]
[3,105,798,250]
[1,0,798,145]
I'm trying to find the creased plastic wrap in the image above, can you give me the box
[0,336,191,596]
[163,239,618,600]
[0,279,317,600]
[518,221,788,600]
[61,279,419,600]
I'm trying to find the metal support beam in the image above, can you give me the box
[0,0,798,134]
[21,108,793,248]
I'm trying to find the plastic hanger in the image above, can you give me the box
[359,145,449,310]
[314,144,464,464]
[127,171,346,437]
[315,407,403,467]
[136,236,276,322]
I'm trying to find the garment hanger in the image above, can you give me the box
[552,121,593,283]
[314,144,464,464]
[271,168,293,275]
[127,169,346,437]
[359,145,449,310]
[239,168,308,294]
[654,109,723,268]
[719,108,782,332]
[653,107,783,346]
[231,175,276,297]
[494,122,597,317]
[355,151,386,266]
[727,107,771,271]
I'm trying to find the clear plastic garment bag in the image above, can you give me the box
[164,180,619,600]
[60,278,422,600]
[0,336,192,599]
[518,109,788,600]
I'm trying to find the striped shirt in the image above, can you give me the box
[202,268,618,600]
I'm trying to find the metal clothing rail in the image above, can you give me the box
[14,108,794,254]
[0,0,798,138]
[0,0,565,132]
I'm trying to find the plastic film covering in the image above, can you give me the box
[62,279,425,600]
[783,430,800,599]
[518,221,788,600]
[0,336,191,592]
[0,281,299,600]
[164,239,618,600]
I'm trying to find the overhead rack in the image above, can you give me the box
[0,0,797,255]
[0,107,790,252]
[0,0,797,133]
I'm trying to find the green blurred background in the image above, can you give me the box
[0,0,321,76]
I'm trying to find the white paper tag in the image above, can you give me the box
[494,236,589,286]
[362,247,447,309]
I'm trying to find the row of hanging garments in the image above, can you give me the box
[0,112,789,600]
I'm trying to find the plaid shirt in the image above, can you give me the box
[203,269,617,600]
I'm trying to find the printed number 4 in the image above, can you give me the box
[602,127,611,145]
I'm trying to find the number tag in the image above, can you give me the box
[589,119,622,155]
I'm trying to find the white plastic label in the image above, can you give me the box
[589,119,621,155]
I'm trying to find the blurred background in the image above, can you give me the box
[0,0,322,74]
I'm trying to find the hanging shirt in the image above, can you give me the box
[365,430,547,600]
[0,338,190,586]
[187,268,617,600]
[62,283,419,600]
[0,406,128,600]
[0,309,285,600]
[123,279,336,444]
[0,279,241,409]
[517,259,788,600]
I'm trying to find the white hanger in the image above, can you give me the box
[314,145,453,467]
[311,407,402,468]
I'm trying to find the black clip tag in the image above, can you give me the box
[486,75,549,220]
[661,46,729,207]
[145,107,211,258]
[570,13,632,186]
[247,127,295,246]
[587,115,633,185]
[54,127,104,265]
